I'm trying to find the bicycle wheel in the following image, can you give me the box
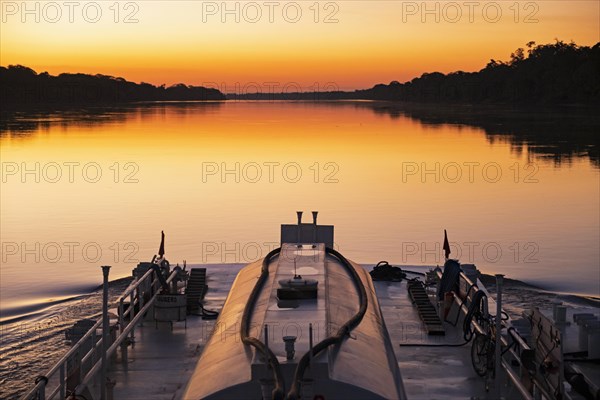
[471,333,490,377]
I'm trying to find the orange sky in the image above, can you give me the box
[1,1,599,90]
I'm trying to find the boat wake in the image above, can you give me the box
[0,279,132,400]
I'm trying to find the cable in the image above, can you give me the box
[405,270,426,276]
[369,261,407,281]
[190,304,219,320]
[445,282,477,327]
[240,247,285,400]
[399,340,471,347]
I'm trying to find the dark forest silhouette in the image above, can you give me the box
[1,40,598,106]
[0,66,225,105]
[361,40,600,103]
[230,41,600,104]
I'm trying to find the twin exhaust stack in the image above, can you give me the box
[296,211,318,225]
[296,211,318,246]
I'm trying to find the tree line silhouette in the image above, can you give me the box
[360,40,599,103]
[0,66,225,106]
[2,40,598,106]
[231,40,600,104]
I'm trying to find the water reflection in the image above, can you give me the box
[0,101,225,136]
[1,101,598,301]
[351,102,599,167]
[2,101,597,167]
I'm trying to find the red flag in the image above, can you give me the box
[443,229,451,259]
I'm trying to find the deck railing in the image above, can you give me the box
[20,318,103,400]
[438,268,567,400]
[20,265,176,400]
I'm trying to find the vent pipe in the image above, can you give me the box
[312,211,318,245]
[296,211,303,245]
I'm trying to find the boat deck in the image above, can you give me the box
[109,265,240,400]
[376,279,489,399]
[108,263,509,399]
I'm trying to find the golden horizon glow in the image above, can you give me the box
[1,1,598,90]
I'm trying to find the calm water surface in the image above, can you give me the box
[1,101,599,320]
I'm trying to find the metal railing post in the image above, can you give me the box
[120,337,128,366]
[91,329,97,366]
[76,349,83,388]
[495,274,504,398]
[59,363,66,399]
[130,291,136,335]
[119,298,128,365]
[138,288,145,331]
[37,379,46,399]
[101,266,111,400]
[74,269,179,396]
[118,300,125,334]
[21,320,103,400]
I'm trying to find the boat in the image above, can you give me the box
[19,213,600,400]
[183,217,405,399]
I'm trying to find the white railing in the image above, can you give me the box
[73,268,178,398]
[20,266,176,400]
[20,318,103,400]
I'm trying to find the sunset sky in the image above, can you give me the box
[1,0,598,90]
